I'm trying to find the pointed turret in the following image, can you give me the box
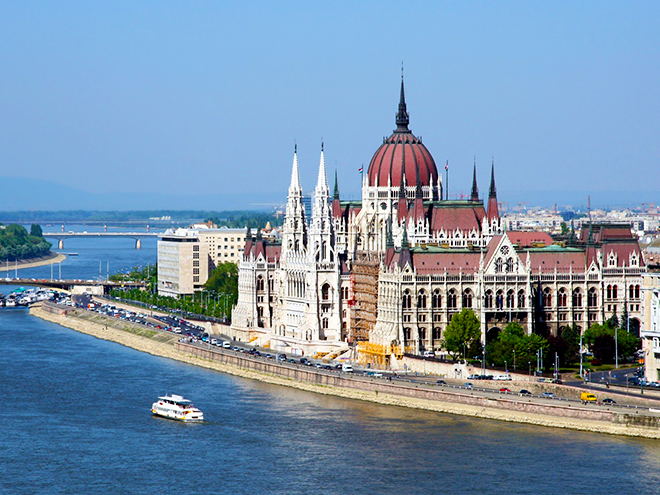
[333,169,339,200]
[413,175,425,221]
[487,160,500,220]
[289,144,302,195]
[398,225,413,269]
[395,75,410,132]
[315,142,328,194]
[332,168,342,219]
[397,173,408,223]
[386,217,394,249]
[471,158,479,201]
[283,144,307,256]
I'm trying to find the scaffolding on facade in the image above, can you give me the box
[357,342,404,368]
[348,251,380,344]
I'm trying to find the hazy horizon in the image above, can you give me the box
[1,2,658,211]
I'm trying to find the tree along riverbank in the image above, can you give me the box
[29,302,660,440]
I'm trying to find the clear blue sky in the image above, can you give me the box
[1,1,658,210]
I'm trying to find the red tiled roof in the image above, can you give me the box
[601,241,644,268]
[388,250,481,273]
[507,231,553,247]
[429,204,486,233]
[367,131,438,188]
[528,251,585,272]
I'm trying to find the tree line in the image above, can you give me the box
[441,308,640,372]
[0,224,51,262]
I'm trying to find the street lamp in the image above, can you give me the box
[504,360,508,373]
[513,349,516,371]
[528,362,531,377]
[482,347,486,376]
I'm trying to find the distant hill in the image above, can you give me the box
[0,176,284,211]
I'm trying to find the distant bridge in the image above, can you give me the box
[0,278,148,294]
[42,232,163,249]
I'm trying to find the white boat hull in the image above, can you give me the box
[151,396,204,422]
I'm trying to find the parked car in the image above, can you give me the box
[499,388,511,393]
[436,380,447,385]
[519,389,532,396]
[465,382,474,389]
[541,392,555,398]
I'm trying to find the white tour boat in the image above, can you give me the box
[151,394,204,422]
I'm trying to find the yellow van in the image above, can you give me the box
[581,392,597,403]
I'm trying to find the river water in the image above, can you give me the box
[2,229,660,494]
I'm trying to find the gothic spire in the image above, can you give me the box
[401,224,410,249]
[333,169,339,200]
[486,160,500,220]
[386,217,394,249]
[395,74,410,132]
[315,142,328,193]
[471,158,479,201]
[246,220,252,240]
[489,159,497,199]
[289,144,302,193]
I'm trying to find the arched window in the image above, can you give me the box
[462,289,472,308]
[402,290,412,310]
[629,284,635,299]
[496,290,504,309]
[256,276,264,291]
[542,288,552,307]
[558,288,567,307]
[506,290,515,308]
[573,289,582,307]
[635,285,641,299]
[517,290,525,308]
[419,327,427,340]
[433,327,441,340]
[321,283,330,301]
[588,287,598,307]
[418,290,427,309]
[606,285,612,300]
[432,289,442,309]
[484,290,493,309]
[495,258,503,273]
[404,327,411,340]
[322,318,329,329]
[448,289,457,309]
[268,277,274,291]
[612,285,618,299]
[505,257,514,273]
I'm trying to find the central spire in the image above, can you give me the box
[471,158,479,201]
[395,74,410,132]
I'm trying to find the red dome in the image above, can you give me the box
[367,131,438,188]
[367,79,438,188]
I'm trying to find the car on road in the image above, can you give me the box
[602,398,617,404]
[436,380,447,385]
[519,389,532,396]
[464,382,474,389]
[541,392,555,398]
[499,388,511,393]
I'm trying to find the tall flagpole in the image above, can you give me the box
[445,160,449,200]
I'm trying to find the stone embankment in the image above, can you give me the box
[30,302,660,439]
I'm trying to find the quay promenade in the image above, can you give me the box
[29,301,660,439]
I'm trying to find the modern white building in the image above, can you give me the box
[157,226,248,297]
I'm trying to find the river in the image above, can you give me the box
[2,229,660,494]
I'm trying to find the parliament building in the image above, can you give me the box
[230,80,644,364]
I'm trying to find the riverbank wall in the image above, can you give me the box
[30,302,660,439]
